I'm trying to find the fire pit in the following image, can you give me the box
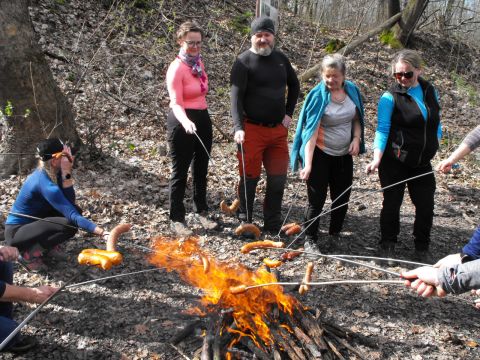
[149,236,372,359]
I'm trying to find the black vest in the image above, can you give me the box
[385,77,440,167]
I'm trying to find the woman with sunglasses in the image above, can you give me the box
[366,49,442,265]
[166,21,214,235]
[4,138,110,271]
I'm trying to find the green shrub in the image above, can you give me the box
[451,72,478,106]
[379,30,402,49]
[229,11,253,36]
[324,39,345,54]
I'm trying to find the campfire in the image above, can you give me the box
[149,236,370,359]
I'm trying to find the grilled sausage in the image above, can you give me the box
[240,240,285,254]
[220,199,240,215]
[78,252,112,270]
[106,223,132,251]
[235,223,261,239]
[81,249,123,266]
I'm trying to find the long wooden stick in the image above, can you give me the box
[231,280,404,294]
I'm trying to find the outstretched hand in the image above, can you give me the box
[30,286,59,304]
[402,266,447,298]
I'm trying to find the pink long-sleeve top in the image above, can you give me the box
[166,58,208,110]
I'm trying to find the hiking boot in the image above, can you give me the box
[304,236,320,259]
[46,245,68,261]
[22,246,47,272]
[170,221,193,237]
[194,212,219,230]
[6,335,37,353]
[412,249,435,265]
[375,242,396,267]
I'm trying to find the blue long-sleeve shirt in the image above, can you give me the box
[5,169,96,233]
[462,226,480,259]
[373,84,442,151]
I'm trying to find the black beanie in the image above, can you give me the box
[251,16,275,35]
[37,138,63,161]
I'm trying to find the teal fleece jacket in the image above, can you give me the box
[290,80,366,171]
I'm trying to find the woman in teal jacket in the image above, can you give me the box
[291,54,365,252]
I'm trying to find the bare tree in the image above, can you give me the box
[0,0,79,177]
[393,0,429,45]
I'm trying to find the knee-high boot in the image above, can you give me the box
[237,177,259,223]
[263,174,287,231]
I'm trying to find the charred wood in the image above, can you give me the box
[239,337,270,360]
[171,320,204,345]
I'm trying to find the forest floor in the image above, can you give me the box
[1,0,480,359]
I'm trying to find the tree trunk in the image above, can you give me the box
[388,0,401,18]
[299,13,401,82]
[377,0,387,22]
[392,0,429,45]
[0,0,79,177]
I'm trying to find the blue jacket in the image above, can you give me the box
[6,169,96,233]
[462,226,480,259]
[290,80,366,171]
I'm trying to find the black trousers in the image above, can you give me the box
[305,147,353,239]
[167,109,212,222]
[5,217,78,252]
[378,158,435,250]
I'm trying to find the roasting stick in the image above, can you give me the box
[262,247,431,268]
[193,130,215,165]
[274,180,304,238]
[230,280,404,294]
[293,182,355,232]
[325,253,430,267]
[259,247,401,276]
[286,170,435,248]
[239,142,250,223]
[65,267,163,289]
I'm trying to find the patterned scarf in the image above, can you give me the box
[177,48,206,93]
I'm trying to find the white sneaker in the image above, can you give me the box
[170,221,193,236]
[304,240,320,259]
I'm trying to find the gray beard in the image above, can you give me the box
[250,45,273,56]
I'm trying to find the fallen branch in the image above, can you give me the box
[299,13,402,82]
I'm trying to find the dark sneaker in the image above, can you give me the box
[7,335,37,353]
[375,242,396,267]
[412,249,435,265]
[170,221,193,237]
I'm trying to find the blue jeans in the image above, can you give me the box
[0,261,18,350]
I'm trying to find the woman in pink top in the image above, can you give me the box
[166,21,213,234]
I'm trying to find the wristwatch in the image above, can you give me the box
[63,173,72,181]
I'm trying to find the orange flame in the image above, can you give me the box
[148,236,299,346]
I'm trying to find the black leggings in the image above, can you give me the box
[167,109,212,222]
[305,147,353,238]
[4,217,78,252]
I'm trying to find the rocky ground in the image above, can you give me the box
[1,0,480,359]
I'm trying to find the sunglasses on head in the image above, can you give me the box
[394,71,414,80]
